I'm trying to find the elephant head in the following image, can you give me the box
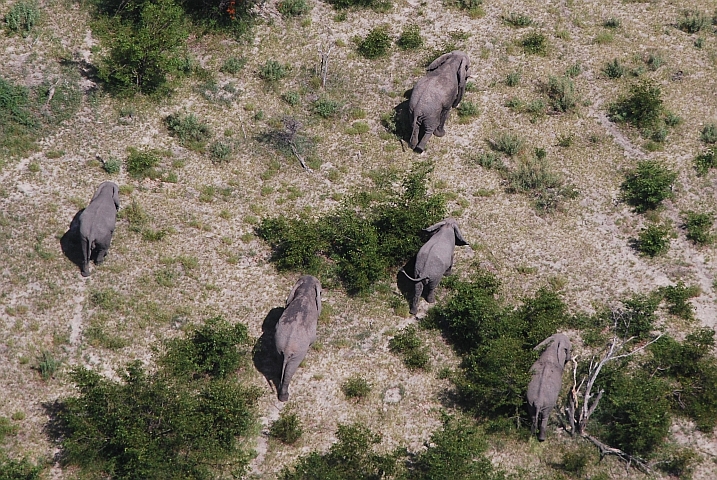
[426,51,470,108]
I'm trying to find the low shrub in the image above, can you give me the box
[126,147,161,178]
[635,223,672,257]
[4,0,40,37]
[220,56,247,74]
[312,97,341,118]
[608,79,665,132]
[694,147,716,176]
[544,75,576,113]
[700,123,717,144]
[277,0,311,17]
[565,62,581,78]
[210,140,232,163]
[259,60,289,83]
[389,325,430,370]
[620,160,676,213]
[603,17,621,29]
[282,90,301,106]
[502,12,533,28]
[490,132,524,156]
[270,411,303,444]
[457,101,479,119]
[505,71,521,86]
[0,454,43,480]
[660,282,700,320]
[357,26,392,59]
[473,151,506,171]
[520,32,548,56]
[446,0,484,18]
[342,375,371,400]
[677,9,708,33]
[102,156,121,174]
[397,24,423,50]
[165,112,212,150]
[603,58,625,79]
[683,211,714,245]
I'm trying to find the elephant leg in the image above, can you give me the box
[415,128,434,153]
[529,404,538,436]
[96,248,108,265]
[278,351,303,402]
[538,407,551,442]
[410,281,424,315]
[80,237,91,277]
[409,117,420,149]
[425,278,440,304]
[435,108,450,137]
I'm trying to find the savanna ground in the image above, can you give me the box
[1,0,717,477]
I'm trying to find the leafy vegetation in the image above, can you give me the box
[397,24,423,50]
[677,9,709,33]
[277,0,311,17]
[165,112,212,150]
[389,325,429,370]
[126,147,162,178]
[270,411,304,444]
[620,160,676,213]
[56,317,260,479]
[357,26,392,59]
[694,147,717,176]
[520,32,548,55]
[257,162,445,294]
[683,211,714,245]
[342,375,371,400]
[0,453,44,480]
[609,79,673,140]
[220,56,247,74]
[543,75,577,113]
[700,123,717,144]
[490,132,524,156]
[635,223,672,257]
[259,59,290,83]
[659,282,700,320]
[602,58,625,78]
[4,0,40,37]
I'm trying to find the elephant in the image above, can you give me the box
[400,218,468,315]
[408,50,470,153]
[275,275,321,402]
[77,181,120,277]
[527,333,572,442]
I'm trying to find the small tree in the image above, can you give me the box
[620,160,676,213]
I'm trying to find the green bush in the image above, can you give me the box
[677,9,708,33]
[617,292,661,340]
[473,151,506,171]
[683,211,713,245]
[608,79,664,132]
[220,56,247,74]
[620,160,676,213]
[660,282,700,320]
[209,140,232,163]
[279,423,400,479]
[357,26,392,59]
[0,453,43,480]
[446,0,483,18]
[165,112,211,150]
[389,325,430,370]
[603,17,621,28]
[126,147,161,177]
[520,32,548,56]
[258,162,445,294]
[490,132,523,156]
[636,223,672,257]
[0,416,18,442]
[656,447,699,478]
[457,101,479,118]
[102,156,121,174]
[342,375,371,400]
[561,446,594,475]
[694,147,717,176]
[544,76,576,112]
[312,97,341,118]
[34,350,60,381]
[270,411,303,444]
[602,58,625,79]
[505,72,521,86]
[565,62,581,78]
[700,123,717,144]
[259,60,289,82]
[277,0,311,17]
[325,0,390,10]
[4,0,40,36]
[397,24,423,50]
[502,12,533,28]
[57,318,260,479]
[425,273,571,419]
[282,90,301,106]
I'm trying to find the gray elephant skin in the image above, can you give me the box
[275,275,321,402]
[401,218,468,315]
[409,51,470,153]
[78,181,120,277]
[527,333,572,442]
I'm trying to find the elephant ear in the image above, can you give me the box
[453,54,470,108]
[533,334,556,352]
[314,283,322,316]
[426,52,453,72]
[285,281,301,307]
[453,224,468,246]
[423,219,448,233]
[112,183,120,210]
[556,338,571,366]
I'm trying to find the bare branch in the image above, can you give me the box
[584,434,652,474]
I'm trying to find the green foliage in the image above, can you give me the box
[209,140,232,163]
[502,12,533,28]
[57,318,260,479]
[0,453,43,480]
[694,147,717,176]
[282,90,301,106]
[102,156,121,174]
[34,350,60,381]
[659,282,700,320]
[609,79,665,133]
[280,423,400,479]
[561,445,595,476]
[473,151,506,171]
[565,62,581,78]
[389,325,429,370]
[603,17,621,28]
[683,211,713,245]
[602,58,625,78]
[490,132,523,156]
[220,56,246,74]
[617,292,661,340]
[457,101,479,118]
[0,416,18,442]
[357,26,392,59]
[505,71,521,86]
[277,0,311,17]
[520,32,548,56]
[700,123,717,144]
[636,223,672,257]
[544,76,576,113]
[677,9,708,33]
[270,411,303,444]
[405,415,505,479]
[95,0,189,96]
[655,447,699,479]
[446,0,484,18]
[620,160,676,213]
[258,162,445,294]
[4,0,40,36]
[259,60,289,83]
[648,329,717,431]
[165,112,211,150]
[504,155,576,214]
[342,375,371,400]
[125,147,161,178]
[312,97,341,118]
[397,24,423,50]
[425,273,571,419]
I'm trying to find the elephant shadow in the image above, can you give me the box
[252,307,285,394]
[60,209,85,271]
[389,90,413,146]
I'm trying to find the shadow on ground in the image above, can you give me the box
[60,209,85,273]
[253,307,285,398]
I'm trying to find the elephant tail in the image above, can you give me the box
[400,268,428,283]
[409,115,420,148]
[280,352,292,388]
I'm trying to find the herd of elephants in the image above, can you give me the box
[67,50,572,443]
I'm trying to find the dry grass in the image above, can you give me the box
[1,0,717,478]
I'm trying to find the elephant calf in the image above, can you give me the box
[527,333,572,442]
[275,275,321,402]
[78,181,120,277]
[401,218,468,315]
[409,50,470,153]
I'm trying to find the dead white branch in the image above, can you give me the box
[317,42,334,89]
